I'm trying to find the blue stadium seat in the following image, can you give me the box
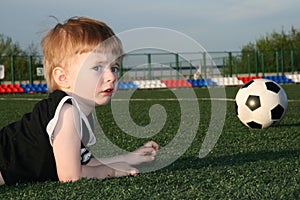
[117,81,139,90]
[191,79,207,87]
[263,75,294,84]
[205,78,217,86]
[187,79,196,87]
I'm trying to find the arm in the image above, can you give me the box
[87,141,160,167]
[52,104,137,182]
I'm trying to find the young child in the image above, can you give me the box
[0,17,159,185]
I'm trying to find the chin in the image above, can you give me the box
[95,98,111,106]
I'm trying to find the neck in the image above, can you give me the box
[65,92,95,116]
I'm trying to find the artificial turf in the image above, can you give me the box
[0,84,299,199]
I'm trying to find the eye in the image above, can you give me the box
[111,65,119,73]
[92,65,104,72]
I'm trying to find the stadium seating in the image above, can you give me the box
[286,74,300,83]
[0,83,24,94]
[0,74,298,94]
[133,80,167,89]
[237,76,262,84]
[161,79,192,88]
[262,75,294,84]
[0,83,48,94]
[238,75,295,84]
[118,81,139,90]
[187,78,218,87]
[210,77,243,86]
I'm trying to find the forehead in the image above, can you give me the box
[77,52,120,69]
[86,52,120,64]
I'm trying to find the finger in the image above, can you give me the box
[137,147,157,156]
[115,166,139,177]
[144,141,159,150]
[129,168,139,176]
[137,154,155,163]
[133,149,157,163]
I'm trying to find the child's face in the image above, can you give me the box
[69,51,119,108]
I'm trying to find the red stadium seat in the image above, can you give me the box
[161,79,192,88]
[5,88,12,94]
[18,87,24,93]
[12,88,18,93]
[0,88,5,94]
[7,84,14,89]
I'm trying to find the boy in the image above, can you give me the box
[0,17,159,185]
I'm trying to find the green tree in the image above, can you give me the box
[0,34,40,83]
[240,42,256,74]
[233,27,300,75]
[290,26,300,72]
[0,34,18,82]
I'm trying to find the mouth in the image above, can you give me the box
[101,88,114,95]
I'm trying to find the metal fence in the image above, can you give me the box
[0,50,299,84]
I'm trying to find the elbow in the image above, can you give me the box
[58,173,81,183]
[56,165,83,183]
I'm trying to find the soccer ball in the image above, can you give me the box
[235,79,288,129]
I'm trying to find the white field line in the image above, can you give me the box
[0,97,299,102]
[112,98,300,102]
[0,97,42,101]
[112,98,235,101]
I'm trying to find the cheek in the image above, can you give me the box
[74,74,99,93]
[95,76,104,89]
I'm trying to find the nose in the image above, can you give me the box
[103,67,117,83]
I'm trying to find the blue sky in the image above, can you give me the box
[0,0,299,52]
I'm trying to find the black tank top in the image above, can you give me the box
[0,90,93,185]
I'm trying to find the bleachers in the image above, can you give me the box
[0,83,23,94]
[286,74,300,83]
[237,76,262,84]
[263,75,294,84]
[161,80,192,88]
[118,81,139,90]
[0,83,47,94]
[133,80,167,89]
[0,74,299,93]
[238,75,295,84]
[21,83,48,93]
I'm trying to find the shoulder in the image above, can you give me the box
[58,103,80,126]
[46,92,81,144]
[52,103,81,142]
[59,103,80,119]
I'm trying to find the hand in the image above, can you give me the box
[125,141,160,166]
[108,162,138,177]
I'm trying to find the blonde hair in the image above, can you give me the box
[41,16,123,92]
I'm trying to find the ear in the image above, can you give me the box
[52,67,70,89]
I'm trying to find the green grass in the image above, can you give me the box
[0,85,299,199]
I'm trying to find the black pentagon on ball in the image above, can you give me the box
[265,81,280,93]
[271,104,285,120]
[247,121,263,129]
[245,95,261,111]
[241,80,254,88]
